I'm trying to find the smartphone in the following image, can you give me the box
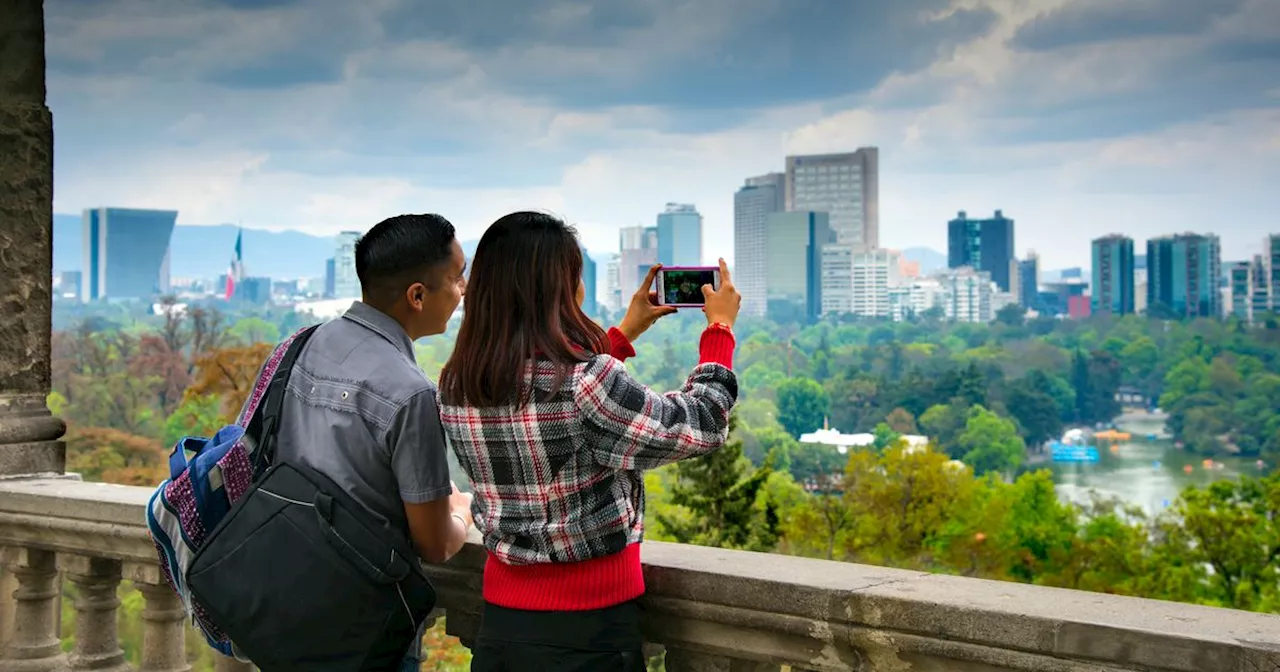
[656,266,720,307]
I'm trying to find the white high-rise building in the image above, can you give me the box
[785,148,879,252]
[733,173,785,317]
[333,231,361,299]
[605,255,622,313]
[618,226,658,297]
[849,249,902,318]
[941,267,996,323]
[889,279,945,322]
[888,269,997,323]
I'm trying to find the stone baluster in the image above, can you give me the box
[663,647,783,672]
[135,575,190,672]
[63,555,130,671]
[1,548,66,671]
[1,546,20,651]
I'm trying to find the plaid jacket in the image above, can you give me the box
[440,329,738,569]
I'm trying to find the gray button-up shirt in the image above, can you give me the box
[272,301,452,538]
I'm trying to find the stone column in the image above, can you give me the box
[137,582,190,672]
[0,0,65,477]
[63,556,129,672]
[1,548,65,671]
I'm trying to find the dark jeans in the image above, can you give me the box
[469,600,647,672]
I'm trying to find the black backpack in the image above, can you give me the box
[185,326,437,671]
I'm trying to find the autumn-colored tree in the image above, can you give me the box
[780,472,852,560]
[836,444,980,569]
[883,407,919,434]
[128,334,192,416]
[419,619,472,671]
[52,328,164,435]
[65,426,167,486]
[186,343,275,422]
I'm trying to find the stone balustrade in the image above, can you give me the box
[2,476,1280,671]
[4,0,1280,668]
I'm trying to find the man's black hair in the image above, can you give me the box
[355,214,457,307]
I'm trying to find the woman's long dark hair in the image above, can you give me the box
[439,211,609,407]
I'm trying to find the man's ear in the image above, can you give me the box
[406,282,427,311]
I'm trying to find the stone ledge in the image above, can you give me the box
[3,477,1280,671]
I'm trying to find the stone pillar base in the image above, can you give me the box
[0,394,66,476]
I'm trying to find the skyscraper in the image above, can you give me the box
[1091,235,1136,315]
[1146,233,1221,318]
[785,148,879,251]
[1017,252,1040,309]
[764,211,831,324]
[580,244,598,317]
[333,231,361,299]
[733,173,785,318]
[847,249,903,318]
[81,207,178,301]
[605,255,622,313]
[947,210,1016,292]
[1225,236,1280,323]
[618,226,658,296]
[655,203,702,267]
[324,257,336,298]
[1229,260,1256,322]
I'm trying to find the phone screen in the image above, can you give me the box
[660,268,718,306]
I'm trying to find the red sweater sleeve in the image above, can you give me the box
[698,326,735,369]
[606,327,636,361]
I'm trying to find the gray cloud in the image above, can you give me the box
[46,0,997,112]
[1011,0,1247,51]
[376,0,998,109]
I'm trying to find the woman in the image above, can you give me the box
[438,211,740,671]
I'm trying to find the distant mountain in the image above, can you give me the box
[900,247,947,275]
[53,215,611,291]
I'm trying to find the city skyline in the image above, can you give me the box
[43,0,1279,270]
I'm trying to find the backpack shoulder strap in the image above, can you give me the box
[246,324,319,472]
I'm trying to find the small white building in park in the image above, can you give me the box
[798,428,930,455]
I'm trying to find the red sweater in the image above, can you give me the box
[442,324,737,611]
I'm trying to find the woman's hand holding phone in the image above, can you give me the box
[618,264,679,342]
[702,258,740,328]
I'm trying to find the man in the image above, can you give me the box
[268,213,473,667]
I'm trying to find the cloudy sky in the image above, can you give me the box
[45,0,1280,268]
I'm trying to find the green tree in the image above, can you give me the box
[1006,371,1063,447]
[1071,348,1094,423]
[872,423,901,451]
[162,394,225,447]
[995,303,1026,327]
[919,402,968,456]
[1158,473,1280,611]
[775,377,829,438]
[228,317,280,345]
[653,338,685,392]
[655,416,779,552]
[955,405,1025,476]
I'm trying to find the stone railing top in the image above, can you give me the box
[2,475,1279,671]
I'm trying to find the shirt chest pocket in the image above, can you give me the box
[299,377,396,429]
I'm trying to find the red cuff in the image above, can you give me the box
[698,327,735,368]
[606,327,636,361]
